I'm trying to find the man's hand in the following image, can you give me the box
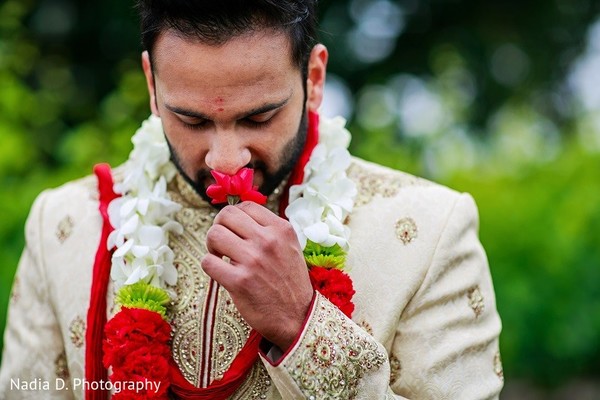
[201,201,314,351]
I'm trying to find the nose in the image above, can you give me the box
[204,131,251,175]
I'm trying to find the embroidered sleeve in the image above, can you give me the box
[391,194,503,399]
[260,292,395,399]
[0,192,74,399]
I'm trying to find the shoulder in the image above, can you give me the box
[347,156,466,213]
[34,174,98,212]
[345,158,483,319]
[25,164,127,263]
[22,165,127,310]
[25,174,98,245]
[345,157,481,271]
[30,164,127,219]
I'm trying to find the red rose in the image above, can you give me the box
[309,266,356,317]
[206,168,267,205]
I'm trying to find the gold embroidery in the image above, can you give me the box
[68,316,86,348]
[347,161,429,207]
[467,286,484,317]
[167,173,286,391]
[171,318,202,382]
[358,320,374,336]
[285,294,386,399]
[55,350,70,380]
[56,215,74,243]
[212,293,252,379]
[395,217,418,245]
[167,179,213,385]
[494,351,504,381]
[231,363,272,399]
[389,354,401,384]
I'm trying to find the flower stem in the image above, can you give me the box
[227,195,240,205]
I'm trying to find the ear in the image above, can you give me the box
[306,44,328,112]
[142,51,159,116]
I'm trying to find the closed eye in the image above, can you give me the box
[241,110,277,129]
[242,116,274,129]
[178,116,210,130]
[180,118,209,130]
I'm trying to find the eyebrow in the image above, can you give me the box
[164,93,293,121]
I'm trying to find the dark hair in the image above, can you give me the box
[136,0,318,76]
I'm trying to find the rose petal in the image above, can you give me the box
[206,184,227,204]
[240,189,267,205]
[238,168,254,188]
[210,170,231,191]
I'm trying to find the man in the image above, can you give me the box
[0,0,503,398]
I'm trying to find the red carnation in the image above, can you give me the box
[103,308,171,366]
[103,308,172,399]
[110,347,170,398]
[309,266,355,318]
[206,168,267,205]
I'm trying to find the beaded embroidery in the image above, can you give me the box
[347,162,429,207]
[395,217,418,245]
[284,294,386,399]
[54,350,70,380]
[468,286,485,318]
[55,215,74,243]
[167,174,288,387]
[68,316,85,348]
[389,354,402,384]
[494,351,504,381]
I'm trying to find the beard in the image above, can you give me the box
[166,111,308,207]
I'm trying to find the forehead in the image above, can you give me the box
[151,29,300,110]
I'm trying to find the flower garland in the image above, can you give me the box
[102,115,182,398]
[101,113,357,398]
[285,115,357,316]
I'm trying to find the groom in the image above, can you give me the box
[0,1,503,399]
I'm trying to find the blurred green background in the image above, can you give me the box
[1,0,600,396]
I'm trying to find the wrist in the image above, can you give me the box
[260,291,318,365]
[270,290,316,352]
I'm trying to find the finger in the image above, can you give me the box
[214,205,261,240]
[236,201,302,254]
[201,253,243,291]
[236,201,282,227]
[206,223,247,261]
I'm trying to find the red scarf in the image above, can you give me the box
[85,112,320,399]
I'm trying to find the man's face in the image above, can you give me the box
[142,29,323,203]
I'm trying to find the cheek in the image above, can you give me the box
[164,124,209,171]
[267,110,303,150]
[252,127,294,166]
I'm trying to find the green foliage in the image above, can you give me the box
[446,143,600,386]
[0,0,147,363]
[116,282,171,319]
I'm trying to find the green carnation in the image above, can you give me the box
[303,240,346,270]
[116,282,171,319]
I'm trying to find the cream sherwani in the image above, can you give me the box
[0,157,503,399]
